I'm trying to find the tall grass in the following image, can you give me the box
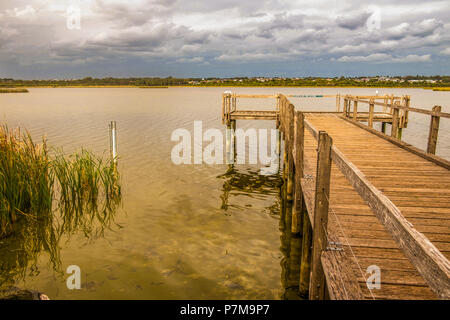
[53,149,121,237]
[0,88,29,93]
[0,125,121,239]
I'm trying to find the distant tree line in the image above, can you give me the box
[0,76,449,88]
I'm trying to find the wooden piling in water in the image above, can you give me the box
[299,200,312,298]
[427,105,442,155]
[309,131,332,300]
[291,112,304,235]
[286,104,295,201]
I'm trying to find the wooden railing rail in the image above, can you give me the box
[342,95,448,155]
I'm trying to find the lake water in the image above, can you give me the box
[0,87,448,299]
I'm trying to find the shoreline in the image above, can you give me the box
[4,85,450,90]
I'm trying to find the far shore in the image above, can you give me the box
[3,85,450,90]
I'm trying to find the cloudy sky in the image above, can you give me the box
[0,0,449,79]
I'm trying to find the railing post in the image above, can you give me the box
[391,102,400,138]
[342,97,348,117]
[309,131,332,300]
[427,106,442,155]
[292,111,304,234]
[368,98,374,128]
[352,99,358,120]
[403,95,410,128]
[336,94,340,112]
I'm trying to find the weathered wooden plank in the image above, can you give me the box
[339,115,450,170]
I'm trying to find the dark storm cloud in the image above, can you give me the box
[0,0,449,78]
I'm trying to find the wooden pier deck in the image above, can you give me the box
[222,93,450,300]
[303,113,449,299]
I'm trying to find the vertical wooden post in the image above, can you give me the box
[353,99,358,120]
[299,201,312,298]
[280,97,285,134]
[391,103,399,138]
[336,94,340,112]
[427,106,442,155]
[309,131,332,300]
[403,95,410,128]
[292,112,304,234]
[287,104,295,201]
[342,98,348,117]
[221,94,225,125]
[109,121,118,165]
[276,95,281,128]
[368,98,374,128]
[381,122,386,134]
[389,95,393,114]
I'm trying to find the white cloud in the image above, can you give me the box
[441,48,450,55]
[6,5,36,19]
[337,53,431,63]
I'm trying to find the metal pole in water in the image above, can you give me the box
[109,121,118,164]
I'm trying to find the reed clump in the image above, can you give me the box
[0,125,121,239]
[0,88,29,93]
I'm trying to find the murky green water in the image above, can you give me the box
[0,87,448,299]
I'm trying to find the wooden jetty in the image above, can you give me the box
[222,92,450,300]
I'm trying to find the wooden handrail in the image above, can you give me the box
[233,94,279,98]
[303,117,450,299]
[346,96,450,118]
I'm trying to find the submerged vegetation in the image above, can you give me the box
[0,125,122,239]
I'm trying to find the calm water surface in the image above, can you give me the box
[0,87,448,299]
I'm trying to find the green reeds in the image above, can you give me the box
[53,149,121,237]
[0,125,121,239]
[0,88,29,93]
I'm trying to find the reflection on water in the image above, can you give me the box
[0,195,121,295]
[217,161,301,299]
[217,164,282,213]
